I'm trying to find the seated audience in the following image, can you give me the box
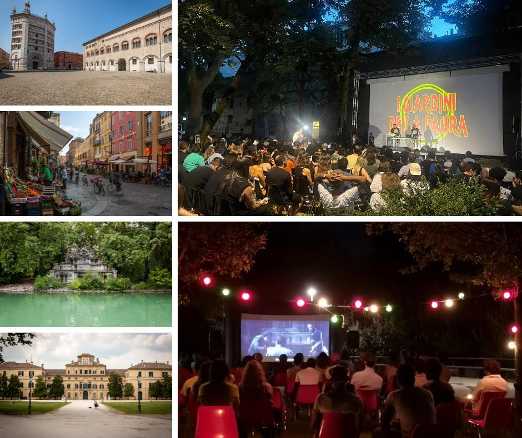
[423,358,455,406]
[351,352,383,392]
[471,359,508,413]
[198,360,240,411]
[380,364,436,438]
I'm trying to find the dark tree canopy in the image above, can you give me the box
[0,333,34,363]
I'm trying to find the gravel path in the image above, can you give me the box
[0,71,172,105]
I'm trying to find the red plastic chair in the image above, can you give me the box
[286,375,296,398]
[195,405,239,438]
[272,387,288,431]
[272,369,288,388]
[296,384,320,405]
[468,398,513,436]
[357,389,379,412]
[467,391,506,418]
[318,412,359,438]
[411,423,452,438]
[436,399,463,435]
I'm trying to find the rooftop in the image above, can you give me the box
[83,4,171,46]
[0,361,43,370]
[128,361,171,370]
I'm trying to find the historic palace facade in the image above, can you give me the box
[0,353,172,401]
[10,1,55,71]
[83,5,172,73]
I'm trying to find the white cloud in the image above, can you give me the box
[1,333,172,369]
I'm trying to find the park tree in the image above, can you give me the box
[179,223,267,303]
[378,223,522,431]
[0,224,67,284]
[123,383,135,399]
[6,375,22,399]
[48,376,64,399]
[0,373,8,399]
[149,380,163,400]
[180,0,331,138]
[0,333,34,363]
[108,373,123,399]
[441,0,522,35]
[162,375,172,399]
[33,375,47,399]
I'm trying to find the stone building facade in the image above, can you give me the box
[92,112,113,162]
[54,51,83,70]
[49,247,117,284]
[0,354,172,401]
[83,5,172,73]
[10,1,55,71]
[0,48,9,70]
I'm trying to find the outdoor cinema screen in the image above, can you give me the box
[368,65,507,156]
[241,314,330,361]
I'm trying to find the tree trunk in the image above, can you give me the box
[199,59,251,144]
[187,80,205,136]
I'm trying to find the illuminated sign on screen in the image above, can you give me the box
[388,83,469,141]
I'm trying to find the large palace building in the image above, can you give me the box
[10,1,55,71]
[0,353,172,401]
[83,5,172,73]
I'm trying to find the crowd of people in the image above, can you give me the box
[178,350,511,437]
[178,137,522,216]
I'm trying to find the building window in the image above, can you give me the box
[148,371,153,377]
[113,44,119,52]
[145,34,157,46]
[67,384,70,389]
[147,57,154,65]
[138,383,142,389]
[132,38,141,49]
[164,30,172,43]
[29,371,34,377]
[132,58,137,65]
[107,46,111,53]
[128,121,133,130]
[138,371,142,377]
[95,50,99,56]
[18,371,24,377]
[121,41,129,50]
[100,48,104,54]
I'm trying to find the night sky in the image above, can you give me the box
[182,223,513,357]
[230,223,455,314]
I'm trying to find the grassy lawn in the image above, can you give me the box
[103,401,172,415]
[0,401,68,415]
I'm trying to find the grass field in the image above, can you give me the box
[103,401,172,415]
[0,401,68,415]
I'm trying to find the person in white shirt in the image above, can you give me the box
[351,353,383,391]
[471,359,508,413]
[295,358,321,386]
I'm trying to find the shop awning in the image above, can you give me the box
[16,112,73,154]
[133,158,158,164]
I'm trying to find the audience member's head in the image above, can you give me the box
[209,360,229,383]
[483,359,501,375]
[293,353,304,367]
[240,359,267,389]
[397,364,416,388]
[253,352,263,363]
[425,358,443,381]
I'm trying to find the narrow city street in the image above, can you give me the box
[0,71,172,105]
[66,174,171,216]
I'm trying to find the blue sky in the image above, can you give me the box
[1,333,172,368]
[58,111,98,155]
[0,0,171,53]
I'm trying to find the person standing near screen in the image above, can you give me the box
[247,330,270,356]
[410,124,420,149]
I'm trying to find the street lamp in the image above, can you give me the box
[307,287,317,302]
[137,373,141,414]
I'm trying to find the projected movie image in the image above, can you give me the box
[241,315,330,361]
[368,66,505,156]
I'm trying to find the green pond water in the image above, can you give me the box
[0,292,172,327]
